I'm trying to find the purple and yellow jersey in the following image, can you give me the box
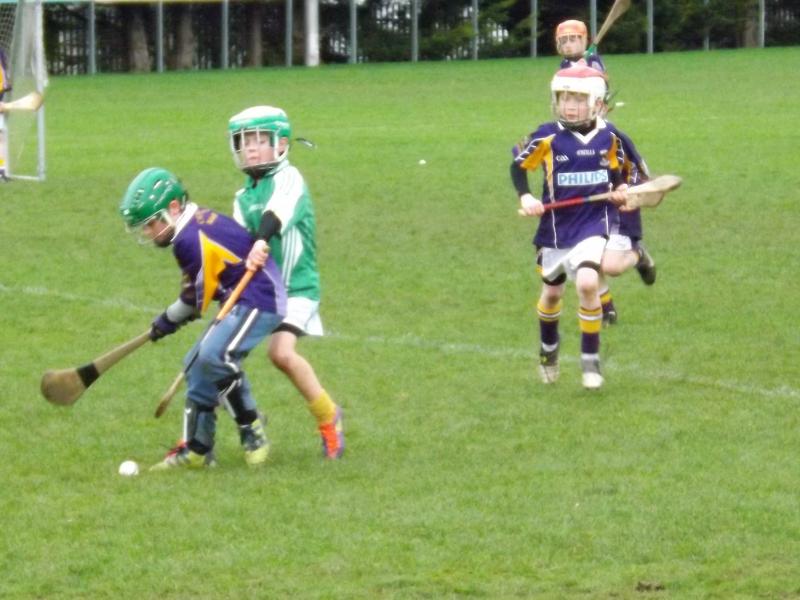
[512,119,625,249]
[0,49,10,99]
[605,121,650,240]
[605,123,647,185]
[561,53,606,74]
[171,203,286,317]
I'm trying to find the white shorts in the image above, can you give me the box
[281,296,323,336]
[605,233,634,252]
[0,112,5,129]
[539,236,606,282]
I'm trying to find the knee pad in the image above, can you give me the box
[576,260,601,273]
[543,273,567,286]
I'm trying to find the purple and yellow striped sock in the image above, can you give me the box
[599,286,615,317]
[537,299,562,349]
[579,305,602,354]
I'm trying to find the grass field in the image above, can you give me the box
[2,47,800,598]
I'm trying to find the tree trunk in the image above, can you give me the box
[248,3,264,67]
[127,7,151,72]
[174,5,196,69]
[742,0,759,47]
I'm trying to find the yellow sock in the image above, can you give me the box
[308,390,337,425]
[579,305,603,334]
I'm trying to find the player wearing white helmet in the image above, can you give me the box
[510,65,637,390]
[554,19,657,326]
[229,105,344,460]
[549,64,608,128]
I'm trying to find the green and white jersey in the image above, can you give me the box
[233,162,320,301]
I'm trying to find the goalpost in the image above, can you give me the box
[0,0,46,181]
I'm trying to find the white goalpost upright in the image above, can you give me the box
[0,0,46,181]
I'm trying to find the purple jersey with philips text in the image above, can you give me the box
[171,203,286,317]
[513,120,625,249]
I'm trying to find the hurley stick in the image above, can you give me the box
[41,330,151,406]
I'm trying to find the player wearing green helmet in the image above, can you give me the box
[120,167,287,470]
[120,167,188,246]
[228,105,344,460]
[228,105,292,178]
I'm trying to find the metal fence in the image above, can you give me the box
[39,0,800,76]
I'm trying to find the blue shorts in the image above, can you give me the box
[184,304,281,407]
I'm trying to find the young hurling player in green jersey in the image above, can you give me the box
[229,105,344,460]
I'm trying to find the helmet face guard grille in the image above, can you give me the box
[227,106,293,178]
[552,91,601,129]
[125,209,175,246]
[555,19,588,55]
[555,19,587,40]
[229,126,289,178]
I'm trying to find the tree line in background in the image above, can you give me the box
[44,0,799,75]
[333,0,797,62]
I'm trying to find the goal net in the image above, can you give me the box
[0,0,46,181]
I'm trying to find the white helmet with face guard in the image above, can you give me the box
[550,64,608,129]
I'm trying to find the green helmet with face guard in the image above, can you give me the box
[228,106,292,178]
[120,167,187,243]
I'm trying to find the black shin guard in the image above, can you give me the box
[184,399,216,454]
[217,375,258,426]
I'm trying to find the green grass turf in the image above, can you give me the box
[1,47,799,598]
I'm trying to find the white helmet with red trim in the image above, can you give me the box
[550,64,608,128]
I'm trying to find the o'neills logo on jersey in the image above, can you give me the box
[557,170,609,186]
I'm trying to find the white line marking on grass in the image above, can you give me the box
[0,283,161,314]
[325,331,799,401]
[336,331,534,359]
[3,283,797,401]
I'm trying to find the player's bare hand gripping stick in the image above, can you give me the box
[41,330,152,406]
[154,268,256,418]
[518,175,682,215]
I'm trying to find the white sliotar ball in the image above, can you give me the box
[118,460,139,477]
[418,159,426,165]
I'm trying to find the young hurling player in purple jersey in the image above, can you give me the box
[601,124,657,294]
[510,65,635,390]
[120,167,286,471]
[555,20,605,73]
[0,47,11,181]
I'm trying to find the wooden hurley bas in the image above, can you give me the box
[40,331,151,406]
